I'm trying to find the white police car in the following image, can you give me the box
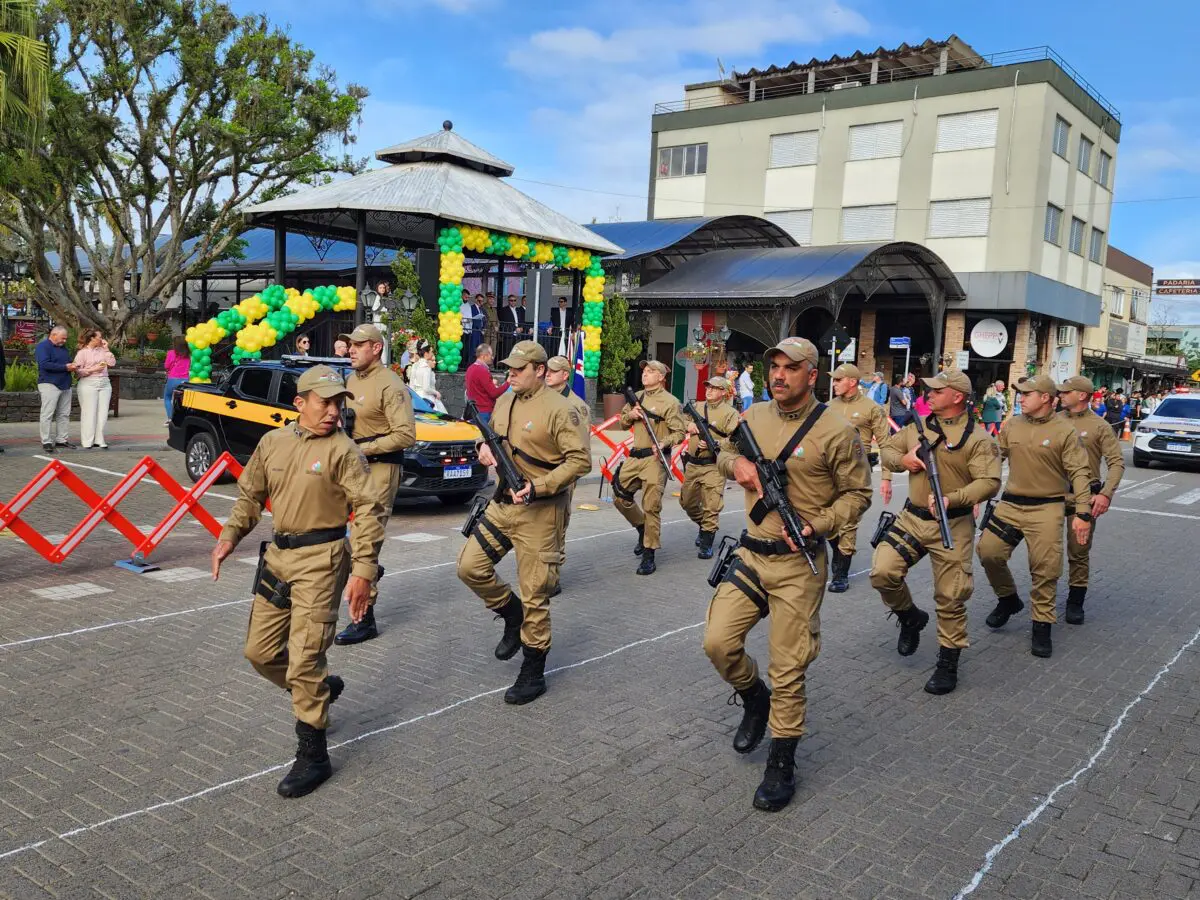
[1133,394,1200,468]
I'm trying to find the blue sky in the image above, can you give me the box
[235,0,1200,319]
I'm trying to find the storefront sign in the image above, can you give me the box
[969,318,1008,358]
[955,350,970,370]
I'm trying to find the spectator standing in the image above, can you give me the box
[465,344,507,423]
[501,294,526,337]
[1143,392,1159,416]
[35,325,77,452]
[888,374,911,430]
[333,338,349,358]
[73,329,117,449]
[163,335,191,423]
[483,292,499,350]
[737,361,755,410]
[460,291,483,361]
[407,340,445,412]
[1103,390,1126,437]
[294,335,311,356]
[982,386,1004,435]
[994,380,1008,419]
[868,371,888,406]
[913,386,931,417]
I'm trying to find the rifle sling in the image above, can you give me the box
[748,404,826,525]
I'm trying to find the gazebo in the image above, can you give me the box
[238,122,622,376]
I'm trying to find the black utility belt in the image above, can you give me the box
[493,490,564,505]
[365,452,404,465]
[903,501,972,521]
[272,527,346,549]
[682,452,715,466]
[629,447,657,459]
[739,530,823,557]
[1000,493,1064,506]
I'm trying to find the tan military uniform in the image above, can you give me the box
[976,412,1092,623]
[1057,407,1124,587]
[870,413,1002,647]
[345,359,416,607]
[223,424,385,729]
[456,381,591,650]
[560,384,592,534]
[484,302,499,350]
[828,388,891,555]
[612,386,686,549]
[703,395,872,737]
[680,399,740,533]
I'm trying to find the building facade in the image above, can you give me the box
[1080,246,1157,390]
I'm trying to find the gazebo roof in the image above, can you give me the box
[241,124,621,256]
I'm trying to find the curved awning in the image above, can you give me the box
[585,215,794,263]
[625,241,964,309]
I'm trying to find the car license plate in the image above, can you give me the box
[1166,442,1192,453]
[444,465,472,480]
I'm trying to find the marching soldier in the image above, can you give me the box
[827,363,891,591]
[977,374,1093,658]
[456,341,591,704]
[681,376,740,559]
[334,324,416,645]
[211,365,385,798]
[545,354,592,594]
[1056,375,1125,624]
[704,338,871,812]
[869,369,1001,694]
[612,360,686,575]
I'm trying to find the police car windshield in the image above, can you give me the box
[1154,398,1200,420]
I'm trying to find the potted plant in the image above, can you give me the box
[3,335,29,363]
[599,294,643,419]
[135,350,165,373]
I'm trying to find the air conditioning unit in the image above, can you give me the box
[832,81,862,91]
[1056,325,1077,346]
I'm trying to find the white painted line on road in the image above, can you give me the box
[1168,488,1200,506]
[955,624,1200,899]
[1120,482,1172,500]
[1110,506,1200,521]
[31,582,112,601]
[237,556,259,566]
[390,532,445,543]
[141,566,209,584]
[1115,471,1173,494]
[0,598,249,651]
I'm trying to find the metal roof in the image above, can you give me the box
[374,123,515,176]
[625,242,965,309]
[732,35,982,81]
[585,216,794,262]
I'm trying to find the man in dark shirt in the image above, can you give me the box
[888,375,911,431]
[35,326,78,452]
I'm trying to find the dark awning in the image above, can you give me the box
[1082,350,1188,377]
[585,216,794,264]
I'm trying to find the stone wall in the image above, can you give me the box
[110,369,166,400]
[0,391,81,424]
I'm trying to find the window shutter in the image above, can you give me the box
[765,209,813,245]
[848,121,903,161]
[841,205,896,242]
[935,109,999,152]
[1069,218,1085,254]
[928,198,991,238]
[768,131,819,168]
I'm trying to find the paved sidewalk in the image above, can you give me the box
[0,399,171,455]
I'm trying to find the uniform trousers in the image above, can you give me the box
[364,461,400,608]
[456,494,568,651]
[976,500,1065,623]
[1064,505,1096,588]
[243,538,350,729]
[869,510,976,648]
[703,546,826,739]
[680,462,724,532]
[612,455,668,549]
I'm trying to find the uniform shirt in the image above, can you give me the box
[686,399,740,463]
[559,385,592,451]
[717,394,872,540]
[881,412,1001,510]
[491,381,591,497]
[1057,408,1125,499]
[997,411,1092,509]
[220,423,386,581]
[345,360,416,458]
[830,388,890,476]
[619,386,686,452]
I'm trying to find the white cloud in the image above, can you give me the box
[1114,98,1200,191]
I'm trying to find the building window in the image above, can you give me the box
[847,121,903,161]
[764,209,813,245]
[1089,227,1105,263]
[1044,204,1063,245]
[768,131,818,168]
[1131,288,1149,323]
[927,198,991,238]
[1052,116,1070,158]
[1069,217,1086,255]
[657,143,707,178]
[1110,287,1125,317]
[1098,151,1112,188]
[841,204,897,242]
[1078,136,1093,175]
[934,109,999,152]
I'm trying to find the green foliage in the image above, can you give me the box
[751,361,765,400]
[407,304,438,350]
[388,252,422,300]
[599,294,642,392]
[3,360,37,391]
[0,0,50,143]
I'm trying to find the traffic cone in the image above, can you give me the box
[1121,420,1132,441]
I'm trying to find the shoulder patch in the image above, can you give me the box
[568,409,581,427]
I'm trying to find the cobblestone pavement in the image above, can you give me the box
[0,443,1198,899]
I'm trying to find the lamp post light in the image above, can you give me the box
[689,324,733,371]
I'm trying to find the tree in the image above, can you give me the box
[599,294,642,393]
[4,0,367,338]
[0,0,48,143]
[1147,303,1179,357]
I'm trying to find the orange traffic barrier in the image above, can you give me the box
[1121,419,1132,441]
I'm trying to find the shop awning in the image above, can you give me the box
[1082,350,1188,378]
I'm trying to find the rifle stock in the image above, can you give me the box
[623,386,678,481]
[682,401,721,463]
[912,415,954,549]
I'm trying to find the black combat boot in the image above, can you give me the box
[276,720,333,798]
[752,737,800,812]
[695,527,704,547]
[1031,622,1053,658]
[549,582,562,599]
[697,530,716,560]
[731,678,772,754]
[493,593,524,660]
[828,549,852,593]
[636,548,657,575]
[504,644,547,705]
[1065,586,1086,625]
[633,525,645,556]
[985,594,1024,628]
[894,605,930,657]
[924,647,960,695]
[333,606,378,646]
[323,674,344,704]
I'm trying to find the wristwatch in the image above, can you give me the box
[1074,511,1094,523]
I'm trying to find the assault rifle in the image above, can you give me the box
[912,414,953,549]
[731,420,819,575]
[683,401,722,464]
[463,400,529,504]
[623,386,679,482]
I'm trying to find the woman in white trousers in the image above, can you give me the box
[73,329,116,449]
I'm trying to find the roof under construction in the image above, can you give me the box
[729,35,984,86]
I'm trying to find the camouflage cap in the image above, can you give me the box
[704,375,731,390]
[1057,375,1095,393]
[765,337,819,367]
[921,368,972,394]
[344,324,385,344]
[831,363,862,381]
[296,365,352,399]
[1014,374,1058,394]
[546,354,572,372]
[501,340,548,367]
[641,359,669,376]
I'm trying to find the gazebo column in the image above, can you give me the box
[273,219,286,285]
[354,210,367,326]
